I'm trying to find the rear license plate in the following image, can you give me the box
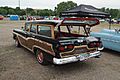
[79,53,90,60]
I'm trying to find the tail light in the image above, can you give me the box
[89,42,101,48]
[67,45,74,49]
[96,43,100,47]
[58,45,74,52]
[89,43,95,48]
[58,46,65,52]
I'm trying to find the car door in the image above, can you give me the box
[34,25,54,53]
[18,23,31,47]
[26,24,37,50]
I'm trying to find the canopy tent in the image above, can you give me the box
[60,4,110,18]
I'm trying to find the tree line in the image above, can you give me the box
[0,6,54,16]
[100,7,120,18]
[0,1,120,18]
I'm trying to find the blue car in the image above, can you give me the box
[91,29,120,52]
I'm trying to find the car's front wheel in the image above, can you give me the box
[36,49,48,65]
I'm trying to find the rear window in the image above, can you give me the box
[38,25,51,37]
[59,26,87,35]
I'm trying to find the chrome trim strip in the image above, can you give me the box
[102,38,120,43]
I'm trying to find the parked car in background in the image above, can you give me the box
[26,16,44,21]
[13,18,103,65]
[111,19,117,24]
[91,29,120,52]
[20,16,26,20]
[0,15,4,20]
[99,19,106,23]
[117,19,120,24]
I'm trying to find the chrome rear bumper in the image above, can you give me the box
[53,51,101,65]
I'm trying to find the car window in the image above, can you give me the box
[30,25,37,33]
[60,26,69,33]
[69,26,86,35]
[25,23,31,32]
[59,25,87,36]
[38,25,51,37]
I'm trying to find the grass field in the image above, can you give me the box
[111,23,120,27]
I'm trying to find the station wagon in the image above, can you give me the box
[13,18,103,65]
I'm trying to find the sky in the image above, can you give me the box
[0,0,120,10]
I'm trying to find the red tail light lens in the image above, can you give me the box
[58,45,74,52]
[89,43,95,47]
[89,42,101,48]
[58,46,65,51]
[67,45,74,49]
[96,43,100,47]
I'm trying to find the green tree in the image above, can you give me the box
[109,9,119,18]
[116,9,120,18]
[54,1,77,16]
[100,7,106,12]
[37,9,54,16]
[15,7,21,15]
[100,8,120,18]
[31,11,36,16]
[0,8,7,15]
[2,6,9,14]
[8,9,16,15]
[26,8,36,16]
[20,9,26,16]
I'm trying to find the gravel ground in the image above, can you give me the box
[0,20,120,80]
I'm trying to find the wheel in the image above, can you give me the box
[15,40,21,47]
[36,49,48,65]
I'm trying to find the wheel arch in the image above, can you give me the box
[13,33,17,40]
[32,46,54,62]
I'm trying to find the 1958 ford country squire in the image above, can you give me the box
[13,18,103,65]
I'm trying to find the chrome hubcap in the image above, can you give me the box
[37,52,43,63]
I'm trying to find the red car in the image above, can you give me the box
[0,15,4,20]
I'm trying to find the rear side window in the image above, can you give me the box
[38,25,51,37]
[25,23,31,32]
[60,26,69,33]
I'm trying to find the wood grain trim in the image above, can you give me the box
[51,25,55,39]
